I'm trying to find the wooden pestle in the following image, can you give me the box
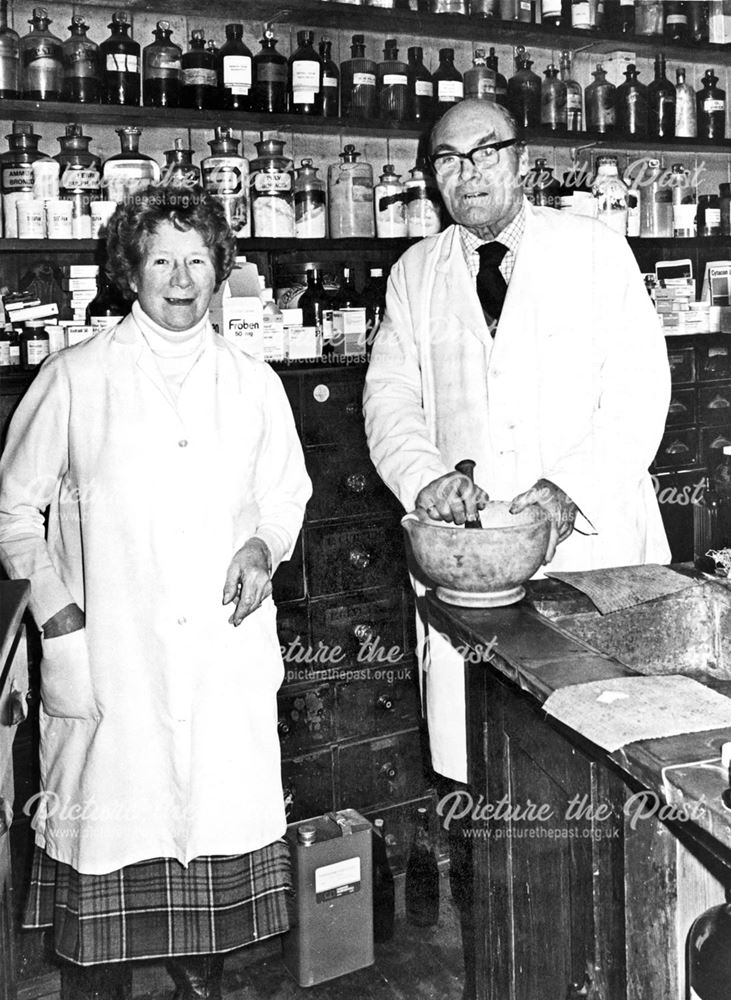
[454,459,482,529]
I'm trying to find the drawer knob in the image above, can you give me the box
[708,395,731,410]
[380,761,397,781]
[668,400,688,414]
[348,547,372,571]
[0,797,12,837]
[353,622,376,645]
[344,401,359,416]
[665,440,691,455]
[277,719,291,739]
[711,436,731,450]
[377,694,394,712]
[344,472,367,495]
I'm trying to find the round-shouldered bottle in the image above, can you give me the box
[102,126,160,204]
[675,67,696,138]
[647,53,676,139]
[161,138,199,187]
[142,20,181,108]
[697,68,725,141]
[405,807,439,928]
[405,163,441,237]
[616,64,648,137]
[486,47,508,108]
[687,889,731,999]
[559,50,582,132]
[664,0,689,42]
[407,46,433,123]
[328,144,374,238]
[21,6,62,100]
[341,34,376,119]
[433,47,464,113]
[585,62,616,134]
[541,63,566,132]
[295,158,326,239]
[1,122,43,238]
[319,37,339,117]
[464,48,496,101]
[250,137,294,238]
[99,10,139,106]
[374,163,407,237]
[62,15,100,103]
[182,30,217,109]
[252,24,287,113]
[288,29,321,115]
[0,0,20,99]
[507,46,540,128]
[217,23,252,111]
[55,123,101,239]
[86,270,127,334]
[378,39,410,121]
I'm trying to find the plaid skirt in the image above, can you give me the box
[23,840,292,965]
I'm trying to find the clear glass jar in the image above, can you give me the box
[250,137,294,238]
[591,154,628,235]
[635,0,664,34]
[294,158,326,239]
[0,0,20,99]
[638,157,672,237]
[328,144,374,238]
[374,163,407,237]
[201,127,250,237]
[405,164,441,237]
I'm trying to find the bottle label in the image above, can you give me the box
[292,59,320,99]
[183,66,217,87]
[60,165,102,192]
[572,0,591,27]
[351,177,374,201]
[67,56,99,78]
[26,339,50,364]
[223,55,252,91]
[415,79,434,97]
[542,0,562,14]
[2,165,34,190]
[24,42,62,63]
[106,53,138,73]
[567,91,582,110]
[438,79,464,101]
[383,73,408,87]
[353,71,376,87]
[202,159,246,195]
[666,14,687,24]
[254,171,293,192]
[103,162,159,202]
[0,341,9,366]
[314,857,361,903]
[707,208,722,226]
[145,52,182,75]
[323,72,338,88]
[468,76,496,99]
[704,98,725,113]
[256,62,286,83]
[25,58,62,90]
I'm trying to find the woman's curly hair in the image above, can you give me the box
[105,183,238,300]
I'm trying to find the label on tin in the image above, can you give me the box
[223,55,252,92]
[106,53,138,73]
[571,0,590,26]
[314,856,361,903]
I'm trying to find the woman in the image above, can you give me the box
[0,184,311,999]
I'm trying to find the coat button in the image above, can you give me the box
[178,439,188,448]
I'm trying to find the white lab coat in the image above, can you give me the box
[363,203,671,781]
[0,314,311,874]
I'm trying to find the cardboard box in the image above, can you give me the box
[287,326,321,360]
[209,261,264,361]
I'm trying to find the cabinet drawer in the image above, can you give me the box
[305,446,398,522]
[277,684,335,755]
[701,426,731,466]
[699,384,731,426]
[336,730,428,810]
[666,347,695,385]
[281,749,334,823]
[279,373,301,435]
[335,670,419,741]
[272,532,305,603]
[306,523,406,597]
[666,388,695,427]
[302,373,365,446]
[698,341,731,381]
[310,589,406,667]
[653,427,700,471]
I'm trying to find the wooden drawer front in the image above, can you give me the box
[653,427,700,471]
[699,341,731,381]
[666,388,695,427]
[306,446,398,522]
[306,523,406,597]
[272,532,305,603]
[699,384,731,427]
[277,684,335,755]
[280,373,301,435]
[667,347,695,385]
[702,426,731,466]
[336,730,427,810]
[335,673,420,741]
[364,794,439,873]
[652,469,705,564]
[0,628,28,770]
[276,601,309,663]
[302,373,365,446]
[281,749,334,823]
[310,589,406,667]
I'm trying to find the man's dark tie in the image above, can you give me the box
[476,241,508,330]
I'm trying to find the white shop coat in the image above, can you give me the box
[363,203,671,781]
[0,314,311,874]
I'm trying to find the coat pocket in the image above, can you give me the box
[40,629,98,719]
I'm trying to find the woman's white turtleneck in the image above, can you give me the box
[133,300,208,401]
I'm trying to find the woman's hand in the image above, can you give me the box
[222,538,273,625]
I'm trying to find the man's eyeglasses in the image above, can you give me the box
[430,138,518,178]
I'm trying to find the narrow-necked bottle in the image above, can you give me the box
[62,16,100,103]
[21,7,62,101]
[664,0,688,42]
[374,163,407,237]
[688,1,709,44]
[465,48,496,101]
[559,50,582,132]
[674,67,697,138]
[86,270,127,334]
[372,817,395,943]
[161,138,200,187]
[294,158,326,239]
[486,47,508,108]
[541,64,566,132]
[585,63,616,134]
[378,39,410,121]
[299,268,329,335]
[203,127,250,237]
[319,37,339,118]
[1,122,43,238]
[405,807,439,928]
[647,53,675,139]
[687,888,731,999]
[142,20,181,108]
[341,35,377,119]
[328,144,374,238]
[670,161,696,237]
[252,24,287,113]
[55,123,101,239]
[616,0,636,32]
[407,46,433,123]
[433,47,464,113]
[0,0,20,99]
[616,64,648,137]
[289,29,321,115]
[507,46,541,128]
[100,10,139,105]
[102,127,160,204]
[217,23,253,111]
[697,69,726,141]
[181,30,217,109]
[530,156,561,208]
[362,266,388,343]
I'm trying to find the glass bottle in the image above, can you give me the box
[638,157,673,236]
[559,153,595,217]
[687,890,731,999]
[507,46,541,129]
[55,123,101,239]
[464,48,496,101]
[142,20,181,108]
[688,1,709,44]
[541,0,565,27]
[517,0,536,21]
[252,24,287,113]
[635,0,664,33]
[328,144,374,238]
[288,29,321,115]
[202,127,250,237]
[374,163,407,238]
[161,138,200,187]
[618,0,636,32]
[405,163,442,237]
[372,817,395,943]
[250,137,294,238]
[217,23,253,111]
[319,37,339,118]
[102,127,160,204]
[675,67,697,138]
[647,53,676,139]
[294,158,327,239]
[624,153,641,237]
[697,193,721,237]
[181,30,217,110]
[721,182,731,237]
[1,122,42,239]
[530,156,561,208]
[22,321,49,368]
[341,34,377,120]
[378,39,411,122]
[670,162,696,237]
[433,47,464,113]
[571,0,592,28]
[585,63,616,134]
[62,16,100,103]
[362,266,388,343]
[407,46,434,123]
[559,51,582,132]
[405,807,439,928]
[0,0,20,99]
[21,7,63,101]
[0,323,13,366]
[616,64,648,137]
[486,47,508,108]
[99,11,140,106]
[85,270,127,334]
[298,267,329,335]
[592,155,628,235]
[697,69,726,141]
[663,0,688,42]
[541,63,567,132]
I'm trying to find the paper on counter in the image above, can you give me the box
[543,674,731,753]
[545,564,697,615]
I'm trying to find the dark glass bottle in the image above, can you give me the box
[616,0,636,32]
[55,123,101,238]
[405,807,439,928]
[99,11,140,106]
[372,818,395,943]
[85,270,127,333]
[378,39,411,122]
[142,20,181,108]
[585,62,616,134]
[697,69,726,141]
[486,47,508,108]
[161,137,200,187]
[288,29,321,115]
[0,0,21,99]
[687,890,731,1000]
[21,322,50,369]
[541,0,564,27]
[319,37,339,118]
[407,45,434,123]
[559,50,582,132]
[433,47,464,114]
[541,63,566,132]
[341,34,377,119]
[616,63,648,137]
[688,1,709,44]
[507,47,541,129]
[298,268,329,334]
[218,23,253,111]
[331,266,364,310]
[517,0,535,21]
[21,6,62,101]
[663,0,688,42]
[530,157,561,208]
[181,30,217,110]
[62,15,100,103]
[251,24,287,114]
[362,266,388,342]
[647,53,676,139]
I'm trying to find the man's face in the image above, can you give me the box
[430,101,525,235]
